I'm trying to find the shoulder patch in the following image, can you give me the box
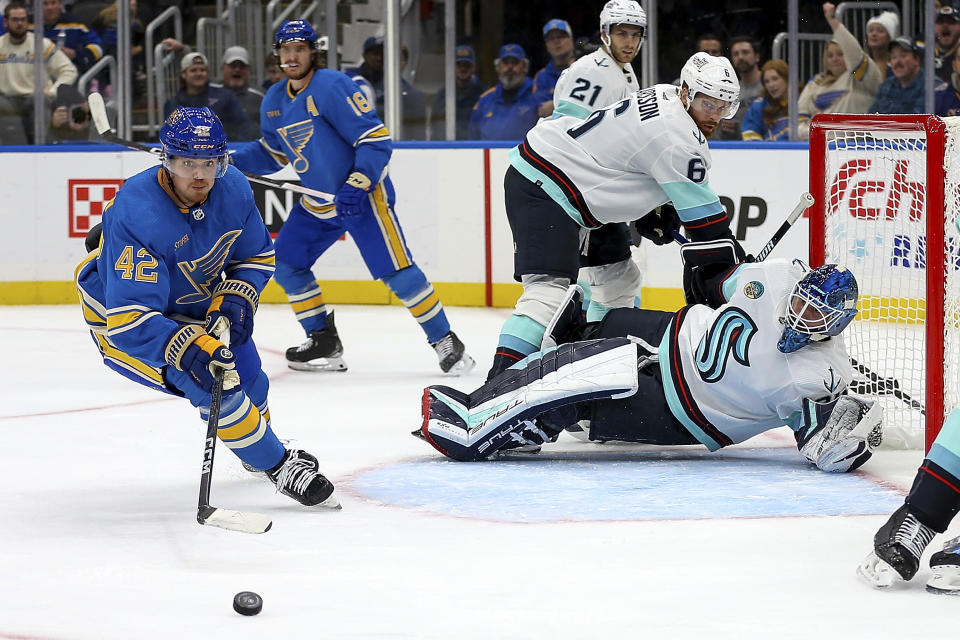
[743,281,764,299]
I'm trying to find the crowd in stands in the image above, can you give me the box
[3,1,960,145]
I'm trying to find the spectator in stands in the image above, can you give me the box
[212,45,263,130]
[935,2,960,83]
[533,18,575,118]
[741,60,796,141]
[0,0,77,144]
[865,10,898,78]
[797,3,883,138]
[13,0,104,76]
[430,44,486,140]
[935,51,960,116]
[93,0,145,95]
[47,82,116,143]
[162,51,255,142]
[870,36,925,114]
[263,50,283,91]
[696,33,724,57]
[716,35,763,140]
[344,36,427,140]
[469,43,539,141]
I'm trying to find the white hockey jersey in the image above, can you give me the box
[509,84,726,232]
[657,259,853,450]
[553,46,638,119]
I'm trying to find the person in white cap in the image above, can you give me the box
[162,50,255,141]
[212,45,264,129]
[865,9,898,76]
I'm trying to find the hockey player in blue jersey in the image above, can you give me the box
[230,20,474,375]
[75,107,338,509]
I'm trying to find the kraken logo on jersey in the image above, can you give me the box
[176,230,242,305]
[277,119,314,173]
[694,307,757,383]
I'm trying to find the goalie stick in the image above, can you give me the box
[86,92,335,201]
[671,192,815,262]
[197,370,273,534]
[849,357,926,415]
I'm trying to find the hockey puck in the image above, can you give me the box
[233,591,262,616]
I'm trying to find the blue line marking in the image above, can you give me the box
[350,448,903,522]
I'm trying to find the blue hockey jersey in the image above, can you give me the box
[75,165,275,369]
[230,68,392,207]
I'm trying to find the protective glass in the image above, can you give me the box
[163,154,229,179]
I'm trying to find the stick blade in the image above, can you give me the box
[198,506,272,534]
[87,91,112,135]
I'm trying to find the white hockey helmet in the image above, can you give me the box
[600,0,647,43]
[679,52,741,119]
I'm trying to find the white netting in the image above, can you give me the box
[815,118,960,449]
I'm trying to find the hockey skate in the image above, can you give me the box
[857,504,936,588]
[285,312,348,372]
[431,331,476,375]
[267,449,340,509]
[927,535,960,595]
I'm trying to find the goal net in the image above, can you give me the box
[808,114,960,451]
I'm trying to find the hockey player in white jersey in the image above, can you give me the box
[488,51,744,379]
[417,259,883,472]
[553,0,645,119]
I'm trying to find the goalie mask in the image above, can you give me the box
[778,263,859,353]
[159,107,229,179]
[680,52,741,119]
[600,0,647,46]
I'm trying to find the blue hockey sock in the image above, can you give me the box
[382,265,450,343]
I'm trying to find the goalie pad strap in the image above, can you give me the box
[423,338,640,461]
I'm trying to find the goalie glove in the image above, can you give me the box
[798,396,883,472]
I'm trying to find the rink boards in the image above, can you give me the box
[0,141,810,308]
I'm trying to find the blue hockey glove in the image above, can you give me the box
[206,279,259,347]
[634,203,681,245]
[178,333,240,393]
[335,172,372,218]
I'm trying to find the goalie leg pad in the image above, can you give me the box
[420,338,640,461]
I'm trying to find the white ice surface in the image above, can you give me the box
[0,305,957,640]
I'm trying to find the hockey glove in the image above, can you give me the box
[166,326,240,393]
[206,279,259,347]
[334,172,372,219]
[634,203,681,245]
[799,396,883,472]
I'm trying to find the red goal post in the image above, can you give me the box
[808,113,960,452]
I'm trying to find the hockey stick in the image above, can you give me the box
[848,357,926,415]
[86,92,335,201]
[670,192,815,261]
[197,369,273,534]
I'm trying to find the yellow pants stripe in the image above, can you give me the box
[370,183,411,271]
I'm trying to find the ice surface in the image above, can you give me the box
[0,305,955,639]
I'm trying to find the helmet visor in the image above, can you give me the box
[164,154,229,179]
[690,93,739,120]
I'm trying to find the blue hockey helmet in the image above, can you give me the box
[274,20,318,50]
[159,107,229,178]
[778,263,859,353]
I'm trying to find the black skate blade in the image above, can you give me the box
[410,428,427,441]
